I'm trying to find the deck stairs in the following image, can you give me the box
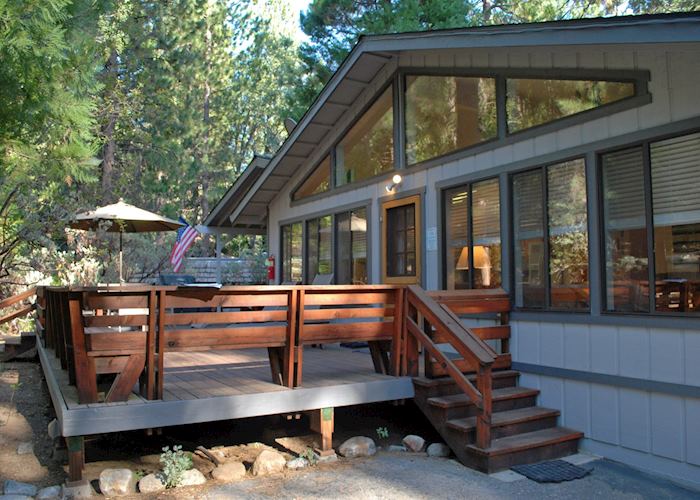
[413,369,582,472]
[0,331,36,362]
[405,285,582,473]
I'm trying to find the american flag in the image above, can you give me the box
[170,217,198,272]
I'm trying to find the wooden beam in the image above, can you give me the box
[309,407,334,454]
[66,436,84,482]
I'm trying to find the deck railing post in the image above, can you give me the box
[67,295,98,404]
[404,292,420,377]
[146,290,157,399]
[294,288,305,387]
[390,287,404,376]
[283,288,297,388]
[157,289,166,400]
[475,364,493,449]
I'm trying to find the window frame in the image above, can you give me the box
[441,176,502,290]
[381,194,423,285]
[597,127,700,317]
[278,200,372,285]
[509,156,591,312]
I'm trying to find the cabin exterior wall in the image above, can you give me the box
[266,42,700,486]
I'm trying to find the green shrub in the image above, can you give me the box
[376,426,389,440]
[159,445,193,488]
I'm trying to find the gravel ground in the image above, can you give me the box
[185,453,700,500]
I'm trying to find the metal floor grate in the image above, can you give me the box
[511,459,593,483]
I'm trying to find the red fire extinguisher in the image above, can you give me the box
[266,255,275,281]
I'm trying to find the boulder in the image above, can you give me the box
[36,485,63,500]
[426,443,451,457]
[211,461,246,482]
[47,419,61,440]
[2,481,37,497]
[0,495,34,500]
[286,457,308,470]
[98,469,136,496]
[402,435,425,453]
[251,450,286,476]
[387,445,407,452]
[138,473,165,494]
[179,469,207,487]
[63,479,94,498]
[338,437,377,458]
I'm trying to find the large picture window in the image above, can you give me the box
[293,156,330,201]
[336,208,368,284]
[335,86,394,187]
[444,178,501,290]
[405,75,497,165]
[602,131,700,314]
[281,222,303,284]
[513,159,589,310]
[506,79,635,133]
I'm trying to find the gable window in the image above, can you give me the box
[506,78,635,133]
[406,75,497,165]
[512,159,589,310]
[281,222,303,284]
[336,208,368,284]
[444,178,501,290]
[305,215,332,283]
[293,156,330,201]
[335,86,394,187]
[602,131,700,314]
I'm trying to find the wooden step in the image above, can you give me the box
[464,427,583,472]
[448,406,560,440]
[428,386,538,410]
[413,370,520,389]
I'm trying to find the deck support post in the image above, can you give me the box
[66,436,84,482]
[309,407,334,455]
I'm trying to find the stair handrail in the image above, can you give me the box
[0,287,36,326]
[404,284,495,449]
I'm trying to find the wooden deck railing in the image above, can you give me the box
[38,284,510,421]
[0,287,36,328]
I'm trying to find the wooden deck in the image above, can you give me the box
[38,340,414,437]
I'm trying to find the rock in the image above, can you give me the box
[16,441,33,455]
[63,479,94,498]
[316,452,338,463]
[251,450,286,476]
[338,436,376,458]
[2,481,37,497]
[139,454,161,466]
[402,435,425,453]
[0,495,34,500]
[387,445,407,452]
[98,468,136,496]
[211,461,246,482]
[138,473,165,494]
[179,469,207,486]
[47,419,61,440]
[426,443,451,457]
[286,457,308,470]
[36,485,63,500]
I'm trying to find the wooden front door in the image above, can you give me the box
[381,195,421,284]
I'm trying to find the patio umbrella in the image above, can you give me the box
[69,199,184,283]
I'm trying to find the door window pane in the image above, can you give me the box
[506,79,635,133]
[406,76,497,165]
[472,178,501,289]
[513,170,545,308]
[306,215,332,283]
[293,156,330,201]
[651,132,700,313]
[335,87,393,186]
[387,204,416,277]
[548,159,589,309]
[281,223,302,284]
[602,147,650,312]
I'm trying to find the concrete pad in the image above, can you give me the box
[561,452,600,466]
[489,470,527,482]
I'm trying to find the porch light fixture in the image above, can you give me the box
[385,174,403,193]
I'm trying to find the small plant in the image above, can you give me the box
[160,445,193,488]
[376,426,389,440]
[133,469,145,481]
[299,447,318,466]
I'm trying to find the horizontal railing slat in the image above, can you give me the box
[303,292,395,306]
[164,326,287,350]
[164,309,287,325]
[300,322,393,343]
[301,306,394,321]
[0,287,36,310]
[164,293,288,308]
[84,315,149,328]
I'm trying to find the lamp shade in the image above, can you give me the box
[455,245,491,270]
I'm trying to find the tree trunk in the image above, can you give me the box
[101,49,119,202]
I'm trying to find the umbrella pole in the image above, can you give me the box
[119,232,123,284]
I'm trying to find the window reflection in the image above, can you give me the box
[281,223,303,284]
[306,215,332,283]
[294,156,330,201]
[335,87,393,186]
[336,208,368,284]
[406,75,497,165]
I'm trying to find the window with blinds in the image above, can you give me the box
[281,223,303,284]
[443,178,500,290]
[601,130,700,314]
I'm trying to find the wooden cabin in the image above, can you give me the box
[201,13,700,489]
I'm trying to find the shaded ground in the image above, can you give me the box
[2,359,699,500]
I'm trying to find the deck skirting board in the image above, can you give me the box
[58,377,414,436]
[512,362,700,398]
[37,339,68,429]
